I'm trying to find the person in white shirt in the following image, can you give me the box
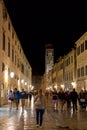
[7,90,14,109]
[34,89,46,128]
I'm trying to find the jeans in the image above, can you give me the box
[36,108,45,126]
[72,101,77,111]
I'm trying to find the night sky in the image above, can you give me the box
[3,0,87,75]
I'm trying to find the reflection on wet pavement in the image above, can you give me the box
[0,107,35,130]
[0,96,57,130]
[0,96,36,130]
[0,96,87,130]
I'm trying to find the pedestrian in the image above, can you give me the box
[52,90,58,111]
[78,90,86,110]
[28,91,32,105]
[65,90,71,110]
[34,89,46,128]
[20,88,26,110]
[7,90,14,110]
[70,88,78,112]
[13,88,21,110]
[58,88,66,111]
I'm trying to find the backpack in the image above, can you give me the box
[15,91,22,99]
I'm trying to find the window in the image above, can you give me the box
[3,8,7,20]
[2,63,5,72]
[20,48,21,53]
[77,68,80,77]
[12,48,14,62]
[21,63,24,73]
[85,65,87,75]
[2,32,5,51]
[64,60,67,67]
[15,55,16,65]
[17,58,19,68]
[68,57,70,65]
[71,56,73,63]
[81,67,84,76]
[77,46,80,55]
[8,40,10,57]
[85,40,87,50]
[81,43,84,53]
[12,32,14,39]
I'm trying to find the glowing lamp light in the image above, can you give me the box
[31,86,34,90]
[71,82,75,86]
[10,72,14,78]
[21,79,24,83]
[61,84,64,89]
[54,85,57,90]
[71,82,76,88]
[25,82,27,85]
[30,84,32,88]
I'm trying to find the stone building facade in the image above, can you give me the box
[0,0,32,106]
[43,32,87,93]
[76,32,87,92]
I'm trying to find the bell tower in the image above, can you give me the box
[45,44,54,74]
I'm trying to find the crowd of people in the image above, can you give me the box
[51,88,74,111]
[6,87,87,128]
[7,88,33,110]
[7,88,46,128]
[48,88,87,112]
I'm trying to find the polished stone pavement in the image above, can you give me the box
[48,108,87,130]
[0,98,87,130]
[0,105,58,130]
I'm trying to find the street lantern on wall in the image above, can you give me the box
[61,84,65,90]
[71,82,76,89]
[10,72,15,78]
[21,79,24,84]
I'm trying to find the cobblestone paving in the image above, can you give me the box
[0,106,58,130]
[0,101,87,130]
[47,108,87,130]
[0,106,86,130]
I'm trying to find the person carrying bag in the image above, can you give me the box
[7,90,14,110]
[34,89,46,128]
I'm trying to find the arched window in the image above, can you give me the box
[8,40,10,57]
[2,32,5,51]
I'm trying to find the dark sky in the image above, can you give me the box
[3,0,87,75]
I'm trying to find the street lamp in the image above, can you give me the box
[71,82,76,88]
[61,84,64,90]
[25,82,27,86]
[10,72,15,78]
[21,79,24,84]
